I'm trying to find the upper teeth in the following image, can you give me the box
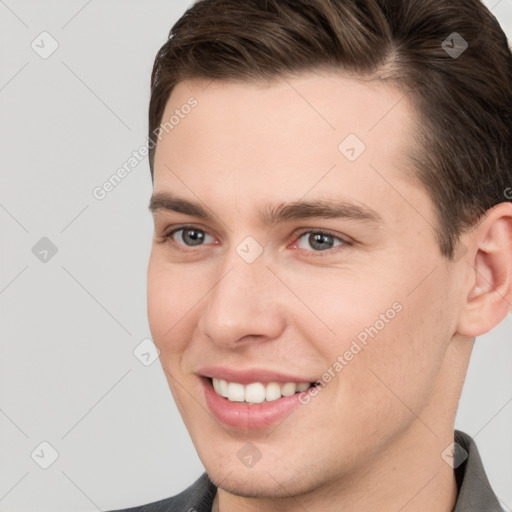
[212,378,311,404]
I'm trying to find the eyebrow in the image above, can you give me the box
[149,192,383,226]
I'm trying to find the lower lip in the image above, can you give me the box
[202,378,307,429]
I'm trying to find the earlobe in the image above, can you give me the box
[456,203,512,337]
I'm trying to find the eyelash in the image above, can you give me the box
[161,224,352,256]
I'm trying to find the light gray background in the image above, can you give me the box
[0,1,511,511]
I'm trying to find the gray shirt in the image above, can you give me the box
[111,430,503,511]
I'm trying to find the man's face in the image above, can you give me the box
[147,73,464,497]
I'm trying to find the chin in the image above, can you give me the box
[210,471,299,498]
[206,463,327,499]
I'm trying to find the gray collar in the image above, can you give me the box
[452,430,503,511]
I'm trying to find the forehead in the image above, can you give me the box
[152,72,426,227]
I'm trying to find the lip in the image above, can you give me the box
[198,366,316,385]
[201,377,309,429]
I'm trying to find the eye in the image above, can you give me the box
[295,230,347,252]
[166,226,216,247]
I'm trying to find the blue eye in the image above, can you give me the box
[168,227,215,246]
[296,231,346,252]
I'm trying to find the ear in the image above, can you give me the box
[456,202,512,337]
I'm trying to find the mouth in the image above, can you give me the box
[210,377,318,404]
[197,366,320,431]
[199,370,320,429]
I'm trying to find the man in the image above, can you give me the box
[112,0,512,510]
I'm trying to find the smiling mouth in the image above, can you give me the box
[209,377,318,404]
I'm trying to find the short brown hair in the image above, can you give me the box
[148,0,512,259]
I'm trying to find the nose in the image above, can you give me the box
[197,251,286,348]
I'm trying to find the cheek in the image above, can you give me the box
[147,257,205,354]
[343,274,454,415]
[308,257,453,397]
[279,263,402,348]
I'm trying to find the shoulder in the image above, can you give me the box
[107,472,217,512]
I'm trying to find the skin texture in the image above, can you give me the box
[147,72,512,512]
